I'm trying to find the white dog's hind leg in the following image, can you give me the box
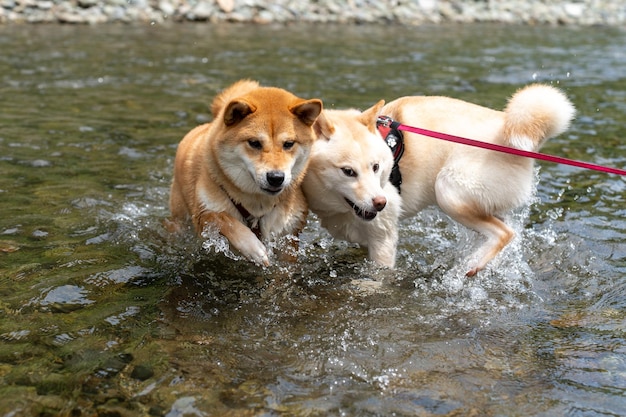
[436,189,515,276]
[457,214,515,277]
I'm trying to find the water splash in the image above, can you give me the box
[200,223,239,261]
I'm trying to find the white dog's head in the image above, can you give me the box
[304,101,394,221]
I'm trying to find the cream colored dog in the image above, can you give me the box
[169,80,324,265]
[304,84,576,275]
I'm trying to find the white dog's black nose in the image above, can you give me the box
[266,171,285,187]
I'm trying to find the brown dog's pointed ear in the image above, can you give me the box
[224,100,256,126]
[313,111,335,140]
[360,100,385,134]
[290,99,323,127]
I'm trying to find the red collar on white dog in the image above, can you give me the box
[376,115,405,193]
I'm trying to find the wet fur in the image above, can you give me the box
[305,84,575,275]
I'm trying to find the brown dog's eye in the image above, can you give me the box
[373,164,380,173]
[283,141,295,150]
[341,167,357,177]
[248,140,262,150]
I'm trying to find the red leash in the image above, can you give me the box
[377,116,626,176]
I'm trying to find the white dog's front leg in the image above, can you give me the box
[366,193,401,269]
[368,238,397,268]
[366,221,399,269]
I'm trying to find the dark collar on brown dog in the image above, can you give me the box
[376,116,404,193]
[231,200,262,239]
[221,186,262,239]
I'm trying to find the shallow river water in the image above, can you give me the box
[1,22,625,416]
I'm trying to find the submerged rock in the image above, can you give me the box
[130,364,155,381]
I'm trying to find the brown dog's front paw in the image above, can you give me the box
[163,218,183,234]
[235,235,270,266]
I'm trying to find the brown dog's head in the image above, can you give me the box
[211,80,323,196]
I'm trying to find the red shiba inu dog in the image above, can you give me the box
[169,80,325,265]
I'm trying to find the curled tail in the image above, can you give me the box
[503,84,576,151]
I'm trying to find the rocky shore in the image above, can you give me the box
[1,0,625,25]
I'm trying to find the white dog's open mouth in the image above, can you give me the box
[345,198,377,221]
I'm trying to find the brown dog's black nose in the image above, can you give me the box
[372,195,387,211]
[266,171,285,187]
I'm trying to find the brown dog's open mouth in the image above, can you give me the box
[345,198,377,221]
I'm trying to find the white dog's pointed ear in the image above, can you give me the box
[313,111,335,140]
[360,100,385,133]
[224,99,256,126]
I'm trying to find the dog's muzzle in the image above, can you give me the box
[345,198,378,221]
[262,170,285,194]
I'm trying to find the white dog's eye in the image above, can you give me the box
[341,167,357,177]
[248,140,262,150]
[373,163,380,173]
